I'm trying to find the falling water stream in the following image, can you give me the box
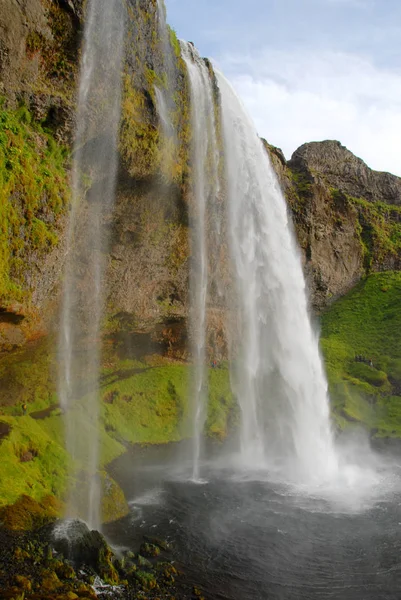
[181,42,220,481]
[58,0,125,529]
[217,72,340,483]
[154,0,177,176]
[52,1,401,592]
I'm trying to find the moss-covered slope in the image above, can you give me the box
[0,338,236,512]
[321,271,401,437]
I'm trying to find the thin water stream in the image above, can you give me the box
[58,0,125,529]
[181,42,220,481]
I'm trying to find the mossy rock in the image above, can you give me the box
[1,587,25,600]
[100,472,129,524]
[40,568,62,591]
[0,494,62,531]
[53,522,119,585]
[134,569,157,590]
[140,542,161,557]
[13,575,32,591]
[137,554,152,568]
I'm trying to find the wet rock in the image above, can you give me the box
[53,521,119,585]
[13,574,32,591]
[133,569,157,590]
[140,541,161,557]
[1,587,25,600]
[137,554,152,568]
[142,535,170,551]
[40,567,62,591]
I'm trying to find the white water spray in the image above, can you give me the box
[217,73,339,482]
[58,0,125,529]
[181,43,220,481]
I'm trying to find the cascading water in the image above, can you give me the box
[217,73,339,482]
[58,0,125,529]
[181,42,220,481]
[154,0,177,177]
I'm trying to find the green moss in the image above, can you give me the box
[26,1,78,90]
[98,363,190,444]
[321,271,401,436]
[100,472,129,524]
[0,103,69,303]
[134,570,157,590]
[0,416,70,507]
[330,189,401,271]
[0,494,62,531]
[0,340,56,414]
[167,26,181,58]
[119,74,161,180]
[206,366,237,440]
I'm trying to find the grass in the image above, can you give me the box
[321,271,401,436]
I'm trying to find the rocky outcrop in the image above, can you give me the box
[0,0,191,353]
[289,141,401,206]
[0,0,82,142]
[0,0,83,349]
[2,0,401,349]
[266,140,401,309]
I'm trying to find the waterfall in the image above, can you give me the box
[217,73,339,482]
[58,0,125,529]
[181,43,220,481]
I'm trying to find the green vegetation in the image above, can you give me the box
[321,271,401,436]
[0,102,69,303]
[26,0,78,92]
[167,25,181,58]
[206,365,237,440]
[100,361,190,444]
[98,357,236,445]
[0,340,237,517]
[0,494,62,530]
[0,415,70,507]
[331,189,401,271]
[0,340,56,413]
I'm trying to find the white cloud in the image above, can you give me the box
[218,50,401,176]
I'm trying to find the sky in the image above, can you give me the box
[165,0,401,176]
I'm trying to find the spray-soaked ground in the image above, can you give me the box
[105,444,401,600]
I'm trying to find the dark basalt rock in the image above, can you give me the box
[53,520,120,585]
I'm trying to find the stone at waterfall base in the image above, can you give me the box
[0,505,203,599]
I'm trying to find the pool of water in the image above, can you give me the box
[105,445,401,600]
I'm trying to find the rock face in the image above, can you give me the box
[289,141,401,206]
[1,0,401,351]
[266,140,401,309]
[0,0,83,349]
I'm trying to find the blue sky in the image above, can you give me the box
[165,0,401,176]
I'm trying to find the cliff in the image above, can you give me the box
[266,140,401,309]
[1,0,401,518]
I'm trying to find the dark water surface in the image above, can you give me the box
[105,447,401,600]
